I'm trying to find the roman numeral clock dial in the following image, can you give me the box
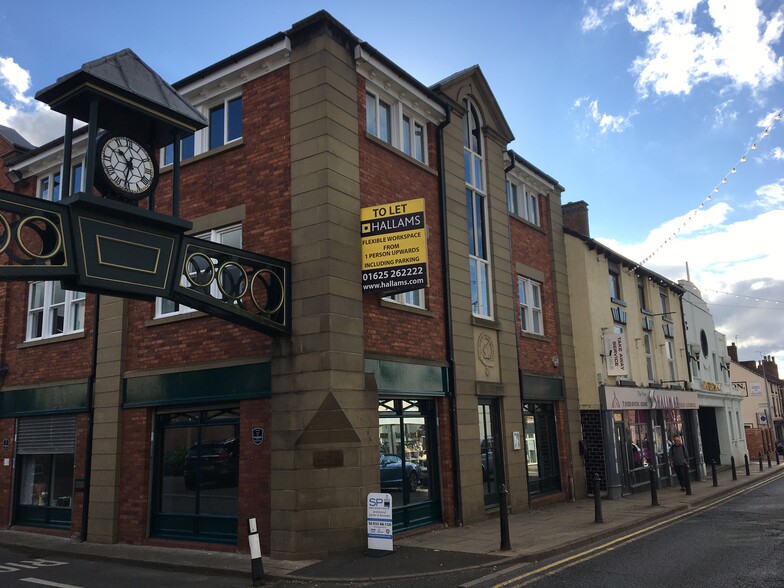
[95,133,158,201]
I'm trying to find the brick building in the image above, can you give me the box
[0,11,580,560]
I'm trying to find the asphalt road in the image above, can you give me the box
[464,473,784,588]
[0,546,247,588]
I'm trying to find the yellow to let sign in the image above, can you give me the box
[360,198,428,294]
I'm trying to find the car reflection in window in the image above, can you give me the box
[379,453,420,492]
[184,438,239,490]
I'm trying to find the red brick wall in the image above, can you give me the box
[238,398,271,553]
[357,77,447,361]
[0,418,14,527]
[117,408,152,544]
[125,67,291,372]
[510,197,561,377]
[435,397,455,525]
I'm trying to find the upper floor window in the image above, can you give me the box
[609,262,622,301]
[644,332,655,382]
[367,91,392,144]
[163,133,196,166]
[366,90,428,164]
[506,179,540,226]
[464,99,491,318]
[659,289,670,319]
[383,289,424,309]
[518,276,543,335]
[637,276,648,311]
[402,115,425,162]
[27,281,85,341]
[665,339,677,381]
[156,224,242,318]
[209,96,243,150]
[39,172,61,202]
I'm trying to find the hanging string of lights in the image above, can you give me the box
[630,108,784,273]
[704,288,783,305]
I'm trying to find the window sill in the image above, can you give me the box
[610,297,627,307]
[508,213,544,233]
[471,315,501,330]
[520,331,549,342]
[379,299,434,317]
[18,331,85,348]
[145,311,207,328]
[364,133,437,175]
[159,138,245,173]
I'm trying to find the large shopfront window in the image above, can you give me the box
[14,415,76,529]
[152,407,239,544]
[624,410,652,489]
[378,399,439,532]
[523,403,561,495]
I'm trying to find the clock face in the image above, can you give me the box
[97,134,158,200]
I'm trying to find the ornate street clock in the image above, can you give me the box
[95,132,158,201]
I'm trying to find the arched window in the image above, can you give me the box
[463,99,492,318]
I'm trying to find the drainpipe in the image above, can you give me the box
[436,105,462,526]
[80,293,99,541]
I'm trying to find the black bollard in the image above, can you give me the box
[498,484,511,551]
[759,452,764,472]
[649,467,659,507]
[777,451,781,466]
[745,454,751,476]
[685,465,692,496]
[768,452,772,468]
[247,517,264,587]
[731,456,737,481]
[593,473,603,523]
[711,459,718,487]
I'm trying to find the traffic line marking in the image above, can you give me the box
[20,580,82,587]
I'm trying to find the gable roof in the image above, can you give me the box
[0,124,35,152]
[431,65,514,144]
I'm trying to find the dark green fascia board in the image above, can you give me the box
[123,362,271,408]
[365,359,449,397]
[0,382,88,417]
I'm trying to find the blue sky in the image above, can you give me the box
[1,1,783,363]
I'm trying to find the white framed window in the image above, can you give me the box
[208,95,243,151]
[665,339,676,381]
[518,277,543,335]
[27,281,85,341]
[366,91,392,144]
[366,89,428,164]
[644,333,656,382]
[383,289,424,309]
[38,171,61,202]
[162,133,196,166]
[506,179,539,226]
[464,99,492,319]
[156,224,242,318]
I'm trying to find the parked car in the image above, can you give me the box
[184,438,239,489]
[380,453,419,492]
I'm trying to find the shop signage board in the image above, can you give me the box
[360,198,428,295]
[602,386,699,410]
[602,333,627,376]
[367,493,393,551]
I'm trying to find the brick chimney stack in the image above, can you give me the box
[562,200,590,237]
[727,343,739,362]
[759,355,779,380]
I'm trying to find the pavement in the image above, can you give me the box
[0,460,782,585]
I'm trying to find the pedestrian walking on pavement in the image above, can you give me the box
[670,435,689,491]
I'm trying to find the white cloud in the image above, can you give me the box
[614,0,784,97]
[581,0,630,31]
[0,56,67,147]
[752,179,784,209]
[573,96,636,133]
[770,147,784,160]
[712,99,738,128]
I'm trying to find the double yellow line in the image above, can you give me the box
[488,471,784,588]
